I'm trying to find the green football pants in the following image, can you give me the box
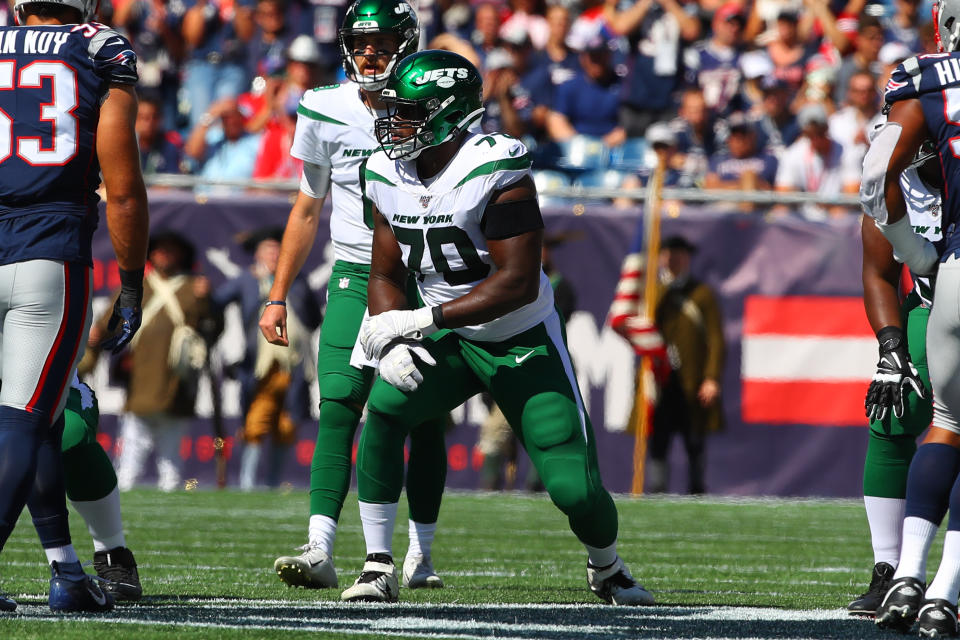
[310,260,446,523]
[61,404,117,502]
[360,312,618,548]
[864,298,931,499]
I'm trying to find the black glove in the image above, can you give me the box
[864,326,926,421]
[101,268,144,353]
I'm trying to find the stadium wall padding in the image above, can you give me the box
[86,192,870,496]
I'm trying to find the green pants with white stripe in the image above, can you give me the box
[359,312,618,548]
[864,296,931,499]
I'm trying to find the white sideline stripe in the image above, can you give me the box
[11,604,855,640]
[742,336,876,381]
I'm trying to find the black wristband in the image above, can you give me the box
[432,305,446,330]
[117,268,144,308]
[876,326,905,353]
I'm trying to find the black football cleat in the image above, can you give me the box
[93,547,142,601]
[876,576,925,633]
[918,599,959,638]
[848,561,895,616]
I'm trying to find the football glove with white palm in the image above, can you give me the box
[865,326,926,422]
[359,307,438,360]
[378,338,437,393]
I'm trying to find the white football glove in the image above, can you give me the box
[378,339,437,392]
[359,307,438,361]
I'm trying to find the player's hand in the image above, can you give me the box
[101,271,144,353]
[101,303,142,353]
[378,339,437,392]
[359,307,438,360]
[259,303,288,346]
[865,326,926,421]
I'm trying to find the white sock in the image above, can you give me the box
[239,444,261,491]
[308,514,338,556]
[45,544,79,565]
[407,520,436,559]
[865,496,905,566]
[71,486,126,552]
[585,541,617,568]
[925,530,960,604]
[894,516,939,581]
[358,501,398,557]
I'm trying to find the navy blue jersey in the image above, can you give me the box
[886,53,960,261]
[0,23,137,266]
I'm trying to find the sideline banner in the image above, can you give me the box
[86,193,870,496]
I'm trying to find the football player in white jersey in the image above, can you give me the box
[259,0,447,591]
[339,49,653,606]
[851,136,941,620]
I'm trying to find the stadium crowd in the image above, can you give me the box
[0,0,931,217]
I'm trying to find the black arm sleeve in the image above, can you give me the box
[480,198,544,240]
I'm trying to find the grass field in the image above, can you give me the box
[0,490,938,639]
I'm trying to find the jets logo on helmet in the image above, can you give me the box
[14,0,99,23]
[374,50,484,160]
[339,0,420,92]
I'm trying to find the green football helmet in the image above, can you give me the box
[374,50,484,160]
[339,0,420,91]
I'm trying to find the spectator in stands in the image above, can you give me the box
[828,69,882,166]
[136,92,185,175]
[684,2,747,116]
[803,0,856,57]
[518,3,580,139]
[113,0,185,131]
[604,0,700,137]
[796,53,839,114]
[614,122,695,209]
[184,98,263,188]
[546,28,625,148]
[80,232,215,492]
[834,14,885,105]
[670,87,715,186]
[774,103,861,219]
[250,35,323,180]
[883,0,923,52]
[500,0,549,50]
[705,113,778,212]
[481,47,532,139]
[212,227,321,490]
[247,0,295,81]
[180,0,256,128]
[751,76,799,155]
[762,8,816,99]
[471,1,504,66]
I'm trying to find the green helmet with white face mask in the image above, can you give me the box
[374,50,484,160]
[339,0,420,91]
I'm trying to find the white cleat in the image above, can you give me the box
[341,555,399,602]
[274,545,338,589]
[402,553,444,589]
[587,556,655,606]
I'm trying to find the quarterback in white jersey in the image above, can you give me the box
[341,49,653,606]
[260,0,448,593]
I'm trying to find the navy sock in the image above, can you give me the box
[27,414,70,549]
[0,406,45,550]
[905,443,960,525]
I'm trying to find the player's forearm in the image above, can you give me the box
[863,269,903,333]
[269,195,322,300]
[436,268,540,329]
[368,273,409,315]
[105,191,149,272]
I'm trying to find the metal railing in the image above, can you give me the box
[143,173,862,208]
